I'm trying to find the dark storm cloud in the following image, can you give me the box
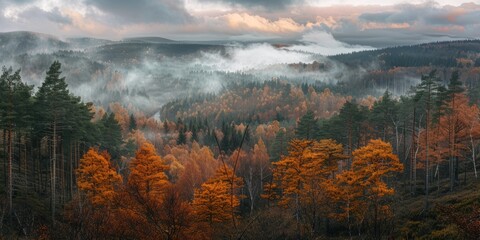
[200,0,304,9]
[84,0,193,24]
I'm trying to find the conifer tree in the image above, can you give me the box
[34,61,73,224]
[295,110,319,140]
[128,142,169,198]
[77,148,122,206]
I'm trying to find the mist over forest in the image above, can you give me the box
[1,30,384,116]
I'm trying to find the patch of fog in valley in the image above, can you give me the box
[0,30,379,115]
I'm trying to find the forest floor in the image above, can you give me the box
[395,171,480,239]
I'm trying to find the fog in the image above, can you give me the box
[286,31,374,56]
[0,30,378,115]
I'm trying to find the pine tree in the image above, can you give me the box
[129,113,137,131]
[370,90,398,144]
[177,127,187,145]
[414,70,443,212]
[100,113,123,159]
[34,61,74,224]
[295,110,319,140]
[0,67,33,224]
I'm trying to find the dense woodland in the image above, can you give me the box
[2,48,480,239]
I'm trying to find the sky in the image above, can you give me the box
[1,0,480,47]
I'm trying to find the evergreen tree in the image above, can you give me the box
[34,61,74,224]
[0,67,33,226]
[414,70,443,213]
[295,110,319,140]
[191,125,198,143]
[337,101,366,162]
[271,130,288,162]
[100,113,124,159]
[177,127,187,145]
[129,113,137,131]
[163,120,169,134]
[370,90,399,143]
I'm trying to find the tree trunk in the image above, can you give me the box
[7,128,13,225]
[425,85,431,213]
[410,107,416,195]
[470,132,477,178]
[3,129,6,191]
[51,121,57,225]
[61,141,65,204]
[69,141,73,199]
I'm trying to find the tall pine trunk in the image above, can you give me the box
[410,107,416,195]
[51,120,56,225]
[7,128,12,225]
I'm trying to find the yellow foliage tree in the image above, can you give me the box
[128,142,170,198]
[269,139,347,235]
[350,139,403,237]
[192,167,242,225]
[76,148,122,206]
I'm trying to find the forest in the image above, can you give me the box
[2,53,480,239]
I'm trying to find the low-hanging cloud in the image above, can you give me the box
[286,30,374,56]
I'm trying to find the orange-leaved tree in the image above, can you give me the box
[121,142,173,239]
[128,142,170,198]
[76,148,122,206]
[330,169,366,237]
[192,166,242,225]
[350,139,403,238]
[72,148,123,238]
[269,139,347,236]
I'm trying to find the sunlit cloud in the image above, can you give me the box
[0,0,479,47]
[221,13,305,33]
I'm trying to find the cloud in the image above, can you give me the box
[199,0,304,10]
[84,0,193,24]
[220,13,305,33]
[0,0,479,47]
[46,8,72,24]
[330,2,480,47]
[287,30,374,55]
[197,43,314,72]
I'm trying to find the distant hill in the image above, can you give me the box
[122,37,175,44]
[330,40,480,69]
[0,31,69,56]
[67,37,114,49]
[92,42,225,64]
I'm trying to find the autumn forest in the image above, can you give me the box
[1,44,480,240]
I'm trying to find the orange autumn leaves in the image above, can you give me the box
[266,138,403,233]
[128,143,170,198]
[76,142,240,239]
[76,138,403,239]
[76,149,122,206]
[418,93,480,169]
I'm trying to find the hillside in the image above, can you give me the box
[330,40,480,69]
[0,31,69,56]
